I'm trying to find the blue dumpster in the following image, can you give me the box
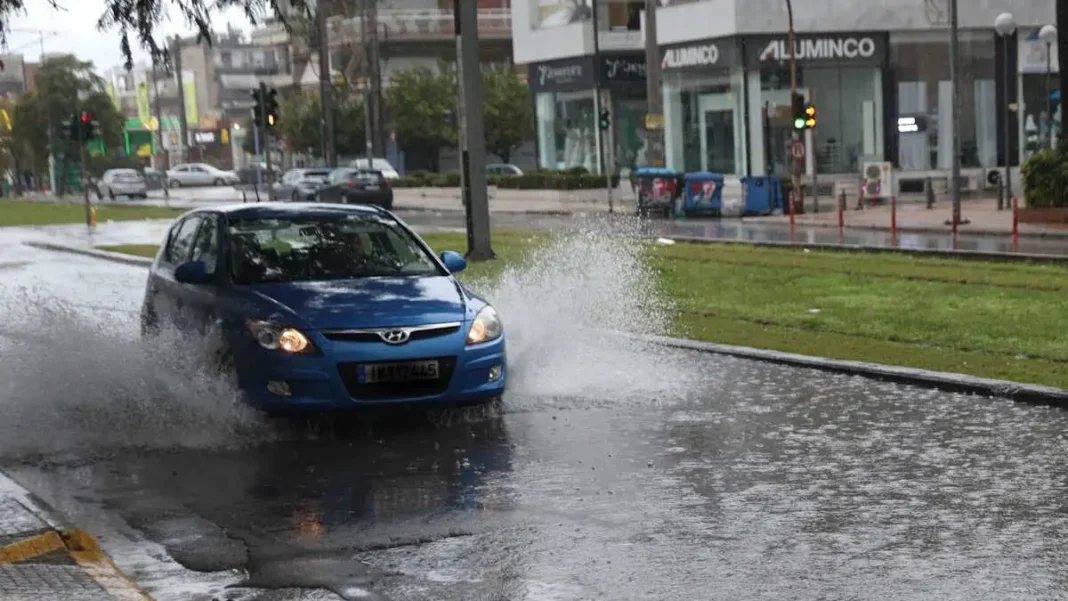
[682,172,725,217]
[742,175,784,216]
[635,167,682,218]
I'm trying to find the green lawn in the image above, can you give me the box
[0,199,184,227]
[96,232,1068,389]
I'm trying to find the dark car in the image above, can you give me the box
[276,168,332,202]
[316,168,393,209]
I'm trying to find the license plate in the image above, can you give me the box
[362,360,439,383]
[365,185,380,190]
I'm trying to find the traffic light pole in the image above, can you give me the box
[786,0,800,214]
[79,119,90,227]
[258,81,273,200]
[590,0,612,212]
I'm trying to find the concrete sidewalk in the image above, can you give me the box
[757,197,1068,238]
[0,473,151,600]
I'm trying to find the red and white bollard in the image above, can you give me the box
[1012,196,1019,251]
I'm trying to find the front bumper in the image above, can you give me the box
[109,185,148,196]
[231,326,506,413]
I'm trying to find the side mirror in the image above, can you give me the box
[174,260,212,284]
[440,250,467,274]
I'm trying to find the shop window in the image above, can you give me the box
[891,30,996,170]
[663,71,743,175]
[536,90,599,172]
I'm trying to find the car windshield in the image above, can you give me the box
[228,214,443,284]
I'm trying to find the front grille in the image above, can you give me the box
[337,356,457,400]
[323,324,461,343]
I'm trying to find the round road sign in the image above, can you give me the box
[790,141,805,161]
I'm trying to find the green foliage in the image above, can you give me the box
[1020,148,1068,208]
[482,68,534,164]
[385,68,457,171]
[254,89,366,159]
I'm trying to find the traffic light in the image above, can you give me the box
[64,113,79,142]
[598,108,610,131]
[79,111,99,140]
[251,87,264,127]
[791,93,806,130]
[265,88,279,128]
[803,104,817,129]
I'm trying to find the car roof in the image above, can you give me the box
[183,202,387,220]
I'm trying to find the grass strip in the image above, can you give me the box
[0,199,183,227]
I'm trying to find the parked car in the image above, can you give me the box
[167,163,239,187]
[348,157,400,180]
[275,168,332,202]
[486,163,523,176]
[316,168,393,209]
[138,202,506,414]
[96,168,148,200]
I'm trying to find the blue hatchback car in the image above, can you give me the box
[140,203,506,413]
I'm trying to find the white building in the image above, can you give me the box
[512,0,1058,194]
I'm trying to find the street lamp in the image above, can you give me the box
[995,12,1017,211]
[1039,24,1058,149]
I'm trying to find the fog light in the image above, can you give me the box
[488,365,502,382]
[267,380,292,396]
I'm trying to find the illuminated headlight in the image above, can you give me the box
[466,306,503,345]
[246,319,313,353]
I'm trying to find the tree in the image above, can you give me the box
[386,68,457,172]
[9,92,47,187]
[482,68,534,165]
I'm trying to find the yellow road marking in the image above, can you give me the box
[0,531,66,563]
[62,529,154,601]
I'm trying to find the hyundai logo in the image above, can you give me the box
[379,329,411,344]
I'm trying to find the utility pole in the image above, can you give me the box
[39,33,56,195]
[361,0,374,165]
[150,58,170,203]
[786,0,800,214]
[367,0,384,156]
[644,0,664,166]
[590,0,613,211]
[259,81,274,200]
[172,35,189,164]
[455,0,494,260]
[317,4,336,166]
[948,0,962,225]
[78,117,90,225]
[1058,0,1068,151]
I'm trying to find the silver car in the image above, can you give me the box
[166,163,239,187]
[97,169,148,200]
[275,168,332,201]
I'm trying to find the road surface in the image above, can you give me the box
[1,224,1067,600]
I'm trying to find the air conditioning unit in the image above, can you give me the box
[861,162,893,200]
[984,168,1002,189]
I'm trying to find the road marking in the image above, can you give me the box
[0,531,66,563]
[62,529,154,600]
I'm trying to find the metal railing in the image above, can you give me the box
[326,8,512,43]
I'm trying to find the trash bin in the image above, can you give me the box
[742,175,784,216]
[682,172,725,217]
[635,167,681,218]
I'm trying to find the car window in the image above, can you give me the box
[302,170,330,182]
[371,159,393,171]
[189,215,219,274]
[284,170,298,184]
[227,214,443,284]
[328,169,351,185]
[165,217,201,265]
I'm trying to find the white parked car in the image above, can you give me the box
[348,158,400,180]
[166,163,239,187]
[97,168,148,200]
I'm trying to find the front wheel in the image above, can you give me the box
[169,180,182,188]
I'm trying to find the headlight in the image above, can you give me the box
[245,319,313,353]
[466,306,502,345]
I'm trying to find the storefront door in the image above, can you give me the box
[698,94,738,174]
[763,89,795,175]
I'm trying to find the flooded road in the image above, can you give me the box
[1,223,1067,601]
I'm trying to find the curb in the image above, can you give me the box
[0,473,153,600]
[23,241,154,267]
[749,217,1068,241]
[659,235,1068,263]
[26,239,1068,406]
[637,334,1068,407]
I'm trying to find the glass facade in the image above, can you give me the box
[663,70,746,174]
[1018,28,1061,160]
[891,30,997,171]
[536,90,599,171]
[611,90,647,172]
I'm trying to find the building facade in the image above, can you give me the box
[511,0,1058,193]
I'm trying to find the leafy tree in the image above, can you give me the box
[482,68,534,165]
[256,89,365,163]
[385,68,457,172]
[9,92,47,187]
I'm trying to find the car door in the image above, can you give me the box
[319,169,345,203]
[149,215,202,330]
[191,165,213,186]
[182,213,223,335]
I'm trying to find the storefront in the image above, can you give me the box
[189,128,234,169]
[530,51,647,173]
[661,37,745,176]
[1018,27,1060,161]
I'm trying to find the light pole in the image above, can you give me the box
[1039,24,1058,149]
[995,12,1016,212]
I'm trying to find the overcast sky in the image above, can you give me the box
[5,0,255,72]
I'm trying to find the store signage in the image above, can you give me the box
[193,130,217,145]
[662,43,720,69]
[601,53,645,83]
[747,33,886,66]
[528,56,596,93]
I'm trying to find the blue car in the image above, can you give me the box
[139,202,506,413]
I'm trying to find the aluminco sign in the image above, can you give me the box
[760,37,876,61]
[662,44,720,69]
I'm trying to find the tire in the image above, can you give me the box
[213,178,225,186]
[291,191,299,203]
[108,188,115,201]
[169,180,182,188]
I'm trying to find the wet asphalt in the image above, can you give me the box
[2,223,1068,600]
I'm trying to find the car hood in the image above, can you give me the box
[247,275,470,330]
